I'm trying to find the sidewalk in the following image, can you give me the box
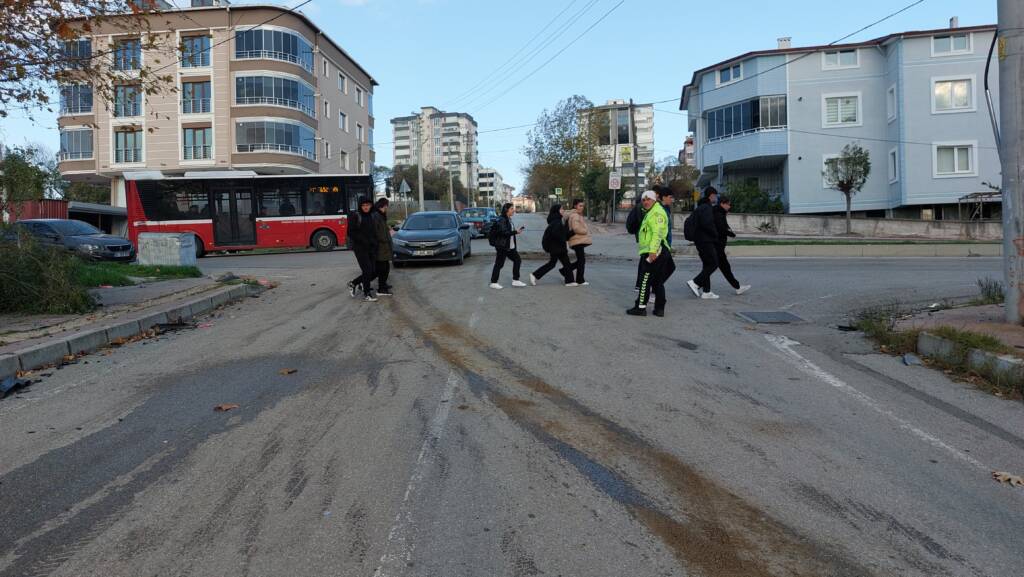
[898,304,1024,353]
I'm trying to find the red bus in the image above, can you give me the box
[126,172,374,256]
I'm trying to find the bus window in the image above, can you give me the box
[138,181,208,220]
[304,184,345,215]
[258,181,302,217]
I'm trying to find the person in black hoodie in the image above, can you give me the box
[713,196,751,295]
[489,202,526,289]
[347,197,379,302]
[530,204,575,285]
[686,187,721,299]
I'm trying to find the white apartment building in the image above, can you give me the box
[582,100,655,197]
[391,107,478,191]
[477,168,510,207]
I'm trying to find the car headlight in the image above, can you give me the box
[393,238,408,247]
[77,244,100,252]
[441,236,459,245]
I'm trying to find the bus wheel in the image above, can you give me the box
[312,230,337,252]
[194,236,205,258]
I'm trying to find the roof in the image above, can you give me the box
[680,24,995,109]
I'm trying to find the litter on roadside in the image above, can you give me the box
[992,471,1024,487]
[213,403,240,412]
[902,353,923,366]
[279,368,297,375]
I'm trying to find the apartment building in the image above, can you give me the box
[391,107,479,191]
[57,2,376,207]
[680,21,999,218]
[582,100,655,197]
[477,167,508,207]
[680,135,695,167]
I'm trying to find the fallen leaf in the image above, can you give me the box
[62,354,76,363]
[213,403,239,412]
[110,337,128,346]
[993,471,1024,487]
[279,368,297,375]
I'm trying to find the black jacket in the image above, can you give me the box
[373,209,393,261]
[713,206,736,247]
[349,209,378,252]
[541,213,569,255]
[492,215,517,251]
[691,202,718,244]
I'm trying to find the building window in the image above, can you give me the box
[368,128,374,149]
[114,129,143,163]
[339,111,347,131]
[182,81,211,114]
[356,86,364,107]
[933,142,976,177]
[113,39,141,71]
[822,154,840,189]
[235,75,315,118]
[368,92,373,116]
[822,49,858,70]
[59,128,93,160]
[323,99,330,119]
[616,108,630,144]
[888,148,898,183]
[717,63,742,85]
[62,39,92,69]
[933,33,971,56]
[340,150,349,170]
[823,93,860,127]
[932,76,975,113]
[59,84,93,115]
[338,72,347,93]
[235,27,314,72]
[114,85,141,117]
[706,95,787,142]
[322,57,328,77]
[356,123,364,142]
[183,127,212,160]
[324,140,331,159]
[887,84,897,122]
[235,119,316,160]
[181,36,211,68]
[359,159,365,173]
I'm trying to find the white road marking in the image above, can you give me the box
[765,335,990,472]
[468,297,484,329]
[372,371,459,577]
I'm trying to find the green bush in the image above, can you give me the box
[975,277,1004,305]
[725,180,784,214]
[0,232,94,314]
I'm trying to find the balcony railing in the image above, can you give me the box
[182,98,211,114]
[235,50,313,73]
[706,125,786,144]
[183,145,212,160]
[59,150,93,161]
[114,102,141,117]
[181,52,211,68]
[60,103,92,115]
[114,148,143,163]
[234,96,314,118]
[236,143,315,161]
[113,55,140,71]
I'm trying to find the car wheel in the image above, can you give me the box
[312,230,337,252]
[465,241,472,258]
[194,235,205,258]
[457,246,465,265]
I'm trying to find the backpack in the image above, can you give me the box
[682,212,696,242]
[541,224,554,253]
[625,204,642,235]
[488,219,500,247]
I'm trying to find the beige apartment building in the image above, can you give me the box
[57,2,376,207]
[391,107,478,191]
[582,100,655,197]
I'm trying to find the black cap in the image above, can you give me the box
[358,196,372,205]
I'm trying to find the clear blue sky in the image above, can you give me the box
[0,0,997,193]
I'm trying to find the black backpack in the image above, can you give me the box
[682,212,696,242]
[488,219,500,247]
[625,205,642,235]
[541,224,554,253]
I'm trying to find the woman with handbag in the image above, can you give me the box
[564,198,593,286]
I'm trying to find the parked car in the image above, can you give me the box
[392,211,472,265]
[459,207,497,238]
[14,219,135,262]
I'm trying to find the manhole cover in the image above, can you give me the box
[737,311,806,324]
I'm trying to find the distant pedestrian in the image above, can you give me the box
[530,204,575,286]
[713,196,750,295]
[489,202,526,289]
[347,197,379,302]
[564,198,592,286]
[627,190,670,317]
[686,187,721,300]
[657,186,677,283]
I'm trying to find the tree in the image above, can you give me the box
[823,143,871,234]
[2,1,177,119]
[373,165,392,196]
[391,164,465,207]
[580,163,611,221]
[725,180,784,214]
[1,147,48,221]
[522,95,601,207]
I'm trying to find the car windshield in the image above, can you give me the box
[404,214,457,230]
[47,220,102,236]
[461,209,488,218]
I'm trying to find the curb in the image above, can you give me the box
[1,283,263,384]
[917,331,1024,386]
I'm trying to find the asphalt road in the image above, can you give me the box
[1,232,1021,577]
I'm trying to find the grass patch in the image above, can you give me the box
[973,276,1004,306]
[0,236,93,314]
[73,262,202,288]
[729,239,998,246]
[928,326,1013,356]
[853,302,919,354]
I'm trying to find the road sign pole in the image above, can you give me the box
[999,0,1024,324]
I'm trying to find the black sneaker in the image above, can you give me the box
[377,287,393,296]
[626,306,647,316]
[652,309,665,317]
[363,291,378,302]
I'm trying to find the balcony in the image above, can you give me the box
[234,96,315,119]
[181,98,211,114]
[114,148,143,163]
[235,50,313,73]
[181,52,211,68]
[60,103,92,115]
[236,143,316,161]
[59,150,93,161]
[702,128,788,168]
[184,145,212,160]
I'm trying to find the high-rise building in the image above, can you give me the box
[582,100,655,197]
[56,3,377,207]
[680,135,696,167]
[477,167,506,207]
[391,107,479,191]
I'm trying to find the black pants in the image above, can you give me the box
[714,245,740,289]
[491,248,521,283]
[636,251,668,310]
[533,251,573,283]
[353,249,376,295]
[350,260,391,291]
[567,245,587,283]
[692,242,719,293]
[635,257,644,289]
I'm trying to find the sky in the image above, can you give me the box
[0,0,998,193]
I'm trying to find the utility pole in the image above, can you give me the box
[413,117,425,212]
[464,131,474,207]
[999,1,1024,324]
[447,134,456,211]
[629,98,641,206]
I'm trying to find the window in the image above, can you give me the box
[934,142,976,177]
[235,119,316,160]
[258,184,303,217]
[183,127,212,160]
[113,39,141,71]
[339,111,347,131]
[368,92,373,116]
[338,72,347,94]
[616,108,630,144]
[235,75,316,118]
[823,93,860,127]
[339,150,349,170]
[932,76,974,113]
[235,28,314,72]
[887,85,897,122]
[59,128,93,160]
[359,159,366,173]
[324,141,331,159]
[706,95,786,142]
[717,64,742,85]
[888,148,898,183]
[305,186,345,216]
[356,86,364,107]
[822,154,840,189]
[322,57,328,76]
[368,128,374,149]
[114,129,143,163]
[62,39,91,69]
[324,99,330,119]
[933,33,971,56]
[59,84,92,115]
[181,36,211,68]
[356,123,364,142]
[822,49,858,69]
[114,85,141,117]
[182,81,211,114]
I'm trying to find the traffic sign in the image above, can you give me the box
[609,171,621,190]
[554,187,563,196]
[399,179,411,194]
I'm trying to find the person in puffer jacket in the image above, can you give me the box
[489,202,526,289]
[530,204,574,285]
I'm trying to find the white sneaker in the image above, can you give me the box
[686,280,701,298]
[511,280,527,287]
[701,291,720,300]
[579,281,589,286]
[529,274,537,286]
[489,283,503,290]
[348,281,357,298]
[565,282,579,287]
[736,285,751,295]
